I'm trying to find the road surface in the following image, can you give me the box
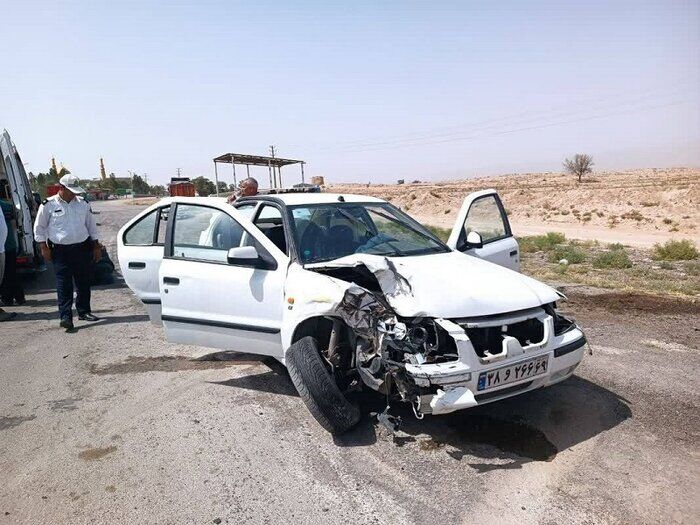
[1,200,698,524]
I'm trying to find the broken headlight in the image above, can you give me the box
[545,302,576,336]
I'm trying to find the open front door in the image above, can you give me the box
[117,204,170,324]
[447,189,520,271]
[158,201,287,358]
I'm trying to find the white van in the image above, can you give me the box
[0,129,40,271]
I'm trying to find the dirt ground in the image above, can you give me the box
[0,200,698,524]
[330,167,700,248]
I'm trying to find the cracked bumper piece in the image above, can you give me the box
[413,327,586,415]
[429,386,478,415]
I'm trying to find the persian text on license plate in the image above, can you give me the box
[477,355,549,391]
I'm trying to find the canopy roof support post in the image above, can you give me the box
[232,163,237,188]
[301,162,305,183]
[214,161,219,196]
[268,159,273,189]
[246,164,250,177]
[278,166,283,188]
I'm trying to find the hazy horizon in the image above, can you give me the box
[2,1,698,187]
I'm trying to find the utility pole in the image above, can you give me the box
[176,168,182,178]
[269,145,279,188]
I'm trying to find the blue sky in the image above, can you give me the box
[2,0,698,186]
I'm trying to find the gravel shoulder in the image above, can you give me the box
[0,200,698,524]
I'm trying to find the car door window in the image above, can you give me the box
[172,204,245,263]
[463,195,508,243]
[124,206,170,246]
[124,209,158,245]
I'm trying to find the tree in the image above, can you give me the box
[217,181,228,194]
[191,176,216,196]
[131,174,151,195]
[563,154,594,183]
[150,185,166,196]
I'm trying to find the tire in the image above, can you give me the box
[286,336,361,435]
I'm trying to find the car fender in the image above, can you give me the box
[280,263,353,352]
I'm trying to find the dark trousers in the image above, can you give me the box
[52,241,92,321]
[1,249,25,304]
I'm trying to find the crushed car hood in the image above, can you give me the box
[306,251,560,319]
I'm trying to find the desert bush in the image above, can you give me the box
[662,218,673,225]
[429,190,441,199]
[519,232,566,253]
[684,261,700,276]
[549,245,587,264]
[652,240,699,261]
[621,210,645,221]
[425,225,450,241]
[608,242,625,251]
[641,201,660,207]
[593,249,632,269]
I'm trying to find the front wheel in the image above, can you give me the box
[286,336,361,435]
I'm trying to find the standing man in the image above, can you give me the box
[0,184,26,305]
[34,175,102,331]
[226,177,258,204]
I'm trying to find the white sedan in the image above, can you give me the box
[118,189,586,434]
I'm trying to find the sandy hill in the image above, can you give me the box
[328,167,699,247]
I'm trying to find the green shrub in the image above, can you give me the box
[652,239,699,261]
[519,232,566,253]
[425,225,450,242]
[608,242,625,251]
[593,249,632,269]
[549,245,587,264]
[684,261,700,276]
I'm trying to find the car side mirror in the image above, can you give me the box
[227,246,260,266]
[460,230,483,250]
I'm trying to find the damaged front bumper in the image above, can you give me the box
[405,314,587,415]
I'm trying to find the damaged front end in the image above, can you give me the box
[308,254,587,421]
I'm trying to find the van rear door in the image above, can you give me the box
[0,131,34,259]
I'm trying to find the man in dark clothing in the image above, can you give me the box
[0,186,24,306]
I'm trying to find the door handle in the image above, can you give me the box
[128,261,146,269]
[509,250,518,257]
[163,277,180,285]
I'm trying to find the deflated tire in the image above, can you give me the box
[286,336,361,434]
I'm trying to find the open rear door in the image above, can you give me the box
[117,204,170,324]
[0,131,34,259]
[447,189,520,271]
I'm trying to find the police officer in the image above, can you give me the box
[34,175,102,331]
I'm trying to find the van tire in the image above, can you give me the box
[286,336,360,435]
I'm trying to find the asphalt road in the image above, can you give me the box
[1,200,698,524]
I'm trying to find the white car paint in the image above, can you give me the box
[0,130,36,262]
[118,191,586,417]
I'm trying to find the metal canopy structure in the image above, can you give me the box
[212,152,306,195]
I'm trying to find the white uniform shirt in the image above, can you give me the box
[0,205,6,254]
[34,194,99,246]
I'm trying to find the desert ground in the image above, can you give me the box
[0,198,698,524]
[329,167,700,248]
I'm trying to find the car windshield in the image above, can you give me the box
[289,202,450,264]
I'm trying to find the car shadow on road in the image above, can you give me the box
[209,357,299,397]
[334,376,632,470]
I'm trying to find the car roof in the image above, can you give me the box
[157,192,387,208]
[240,192,386,206]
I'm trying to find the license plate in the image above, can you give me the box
[477,355,549,391]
